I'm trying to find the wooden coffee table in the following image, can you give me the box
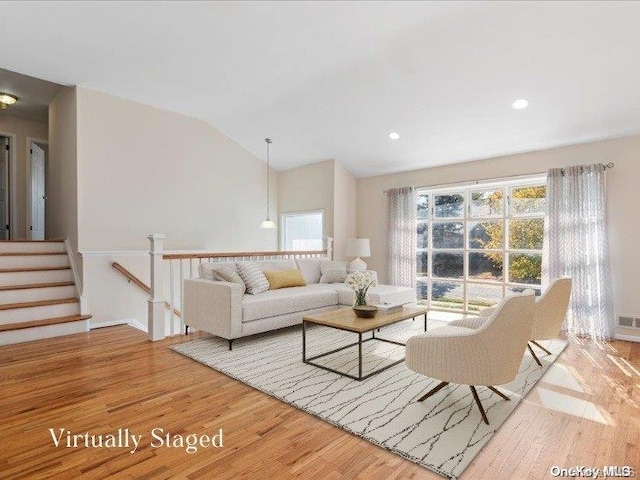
[302,305,429,381]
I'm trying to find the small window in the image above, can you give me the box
[280,211,324,251]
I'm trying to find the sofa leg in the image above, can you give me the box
[470,386,489,425]
[527,343,542,366]
[228,339,234,351]
[417,381,449,402]
[185,325,189,335]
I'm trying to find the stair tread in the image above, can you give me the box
[0,314,91,332]
[0,282,75,291]
[0,297,79,310]
[0,266,71,273]
[0,252,66,256]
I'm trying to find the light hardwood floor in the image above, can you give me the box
[0,325,638,479]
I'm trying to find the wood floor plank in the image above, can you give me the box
[0,325,637,479]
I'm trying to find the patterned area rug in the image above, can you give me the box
[171,319,567,479]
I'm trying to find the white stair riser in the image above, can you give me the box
[0,242,64,253]
[0,255,69,269]
[0,286,76,304]
[0,302,79,325]
[0,319,90,345]
[0,270,72,287]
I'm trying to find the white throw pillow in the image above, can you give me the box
[319,260,348,283]
[320,268,348,284]
[295,258,323,284]
[237,262,270,295]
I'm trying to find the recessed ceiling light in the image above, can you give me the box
[388,132,400,140]
[512,98,529,110]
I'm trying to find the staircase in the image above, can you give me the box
[0,240,91,345]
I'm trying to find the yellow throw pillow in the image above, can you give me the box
[263,269,307,290]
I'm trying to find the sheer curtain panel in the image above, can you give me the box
[547,164,615,340]
[387,187,417,288]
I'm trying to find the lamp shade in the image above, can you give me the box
[346,238,370,258]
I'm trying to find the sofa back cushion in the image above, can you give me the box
[263,269,307,290]
[254,259,297,272]
[319,260,348,284]
[295,258,325,284]
[237,262,270,295]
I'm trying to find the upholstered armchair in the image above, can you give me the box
[449,278,572,366]
[405,294,535,425]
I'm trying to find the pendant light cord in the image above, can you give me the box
[265,138,272,219]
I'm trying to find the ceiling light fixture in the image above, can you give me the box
[0,93,18,110]
[389,132,400,140]
[511,98,530,110]
[260,138,277,229]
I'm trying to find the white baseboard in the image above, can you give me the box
[615,333,640,343]
[128,319,147,332]
[90,318,147,333]
[90,319,130,329]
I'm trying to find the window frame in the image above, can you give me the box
[416,176,546,313]
[279,209,325,252]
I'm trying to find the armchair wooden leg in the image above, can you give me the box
[417,381,449,402]
[487,386,510,401]
[470,386,489,425]
[527,344,542,366]
[530,340,552,356]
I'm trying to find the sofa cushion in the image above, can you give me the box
[295,258,324,284]
[254,259,297,272]
[242,286,338,322]
[237,262,270,295]
[319,260,348,283]
[264,269,306,290]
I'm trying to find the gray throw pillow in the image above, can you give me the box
[320,268,348,284]
[319,260,348,283]
[237,262,270,295]
[211,263,246,295]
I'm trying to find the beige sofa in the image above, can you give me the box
[183,257,416,349]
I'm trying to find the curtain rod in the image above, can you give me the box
[383,162,615,194]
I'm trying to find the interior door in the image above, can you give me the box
[30,143,46,240]
[0,138,8,240]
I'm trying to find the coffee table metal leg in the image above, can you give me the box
[358,332,363,380]
[424,313,427,332]
[302,320,306,361]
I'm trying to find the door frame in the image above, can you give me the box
[0,131,17,240]
[26,137,48,240]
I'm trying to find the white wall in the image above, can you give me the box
[358,134,640,339]
[72,87,278,325]
[76,87,278,252]
[0,113,48,239]
[277,159,358,261]
[48,87,78,251]
[278,159,334,244]
[333,161,357,261]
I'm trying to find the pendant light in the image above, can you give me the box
[260,138,277,229]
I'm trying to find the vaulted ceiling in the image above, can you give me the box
[1,2,639,176]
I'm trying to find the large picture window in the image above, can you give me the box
[416,178,546,312]
[280,210,324,251]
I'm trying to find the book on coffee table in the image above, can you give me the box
[374,302,404,313]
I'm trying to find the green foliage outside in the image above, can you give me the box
[480,186,546,283]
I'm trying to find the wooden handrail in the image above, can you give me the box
[112,262,181,317]
[162,249,327,260]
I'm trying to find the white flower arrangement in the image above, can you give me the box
[345,271,377,306]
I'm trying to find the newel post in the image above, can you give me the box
[326,237,334,260]
[148,234,166,341]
